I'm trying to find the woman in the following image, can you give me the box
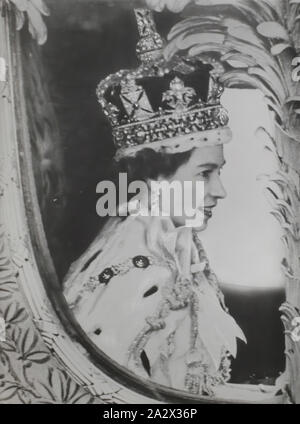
[63,8,278,399]
[64,143,247,395]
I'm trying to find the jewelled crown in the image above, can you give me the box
[96,8,231,159]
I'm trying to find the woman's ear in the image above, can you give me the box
[145,175,164,191]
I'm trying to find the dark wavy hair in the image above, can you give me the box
[104,147,194,217]
[110,147,194,184]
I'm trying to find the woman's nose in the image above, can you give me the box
[210,175,227,199]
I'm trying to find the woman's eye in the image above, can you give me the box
[199,170,211,179]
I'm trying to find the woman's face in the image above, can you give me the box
[160,145,227,230]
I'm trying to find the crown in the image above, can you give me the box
[96,8,231,159]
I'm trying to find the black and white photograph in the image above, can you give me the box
[0,0,300,406]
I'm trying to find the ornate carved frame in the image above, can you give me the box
[0,0,300,404]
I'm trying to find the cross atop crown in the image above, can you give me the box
[134,8,164,63]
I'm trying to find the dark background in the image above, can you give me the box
[42,1,179,278]
[37,0,285,385]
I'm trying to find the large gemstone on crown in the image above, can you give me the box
[132,255,150,269]
[98,267,114,284]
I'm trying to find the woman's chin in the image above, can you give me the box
[192,222,208,232]
[170,214,209,230]
[192,215,209,231]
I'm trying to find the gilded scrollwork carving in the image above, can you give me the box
[0,11,106,404]
[280,302,300,403]
[0,225,99,403]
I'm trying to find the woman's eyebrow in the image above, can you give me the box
[197,160,226,169]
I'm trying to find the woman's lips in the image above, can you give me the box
[204,209,212,218]
[204,206,216,218]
